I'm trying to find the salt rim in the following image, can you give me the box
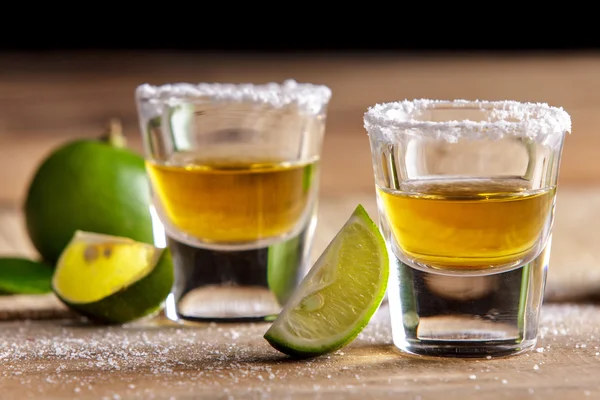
[136,79,332,115]
[364,99,572,144]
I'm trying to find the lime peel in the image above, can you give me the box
[264,204,389,358]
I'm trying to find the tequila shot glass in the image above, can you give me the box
[364,99,571,357]
[135,80,331,323]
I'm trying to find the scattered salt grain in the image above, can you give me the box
[2,304,599,397]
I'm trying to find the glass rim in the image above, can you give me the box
[135,79,332,115]
[363,99,572,143]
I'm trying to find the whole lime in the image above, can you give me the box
[24,121,155,265]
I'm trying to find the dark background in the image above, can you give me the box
[2,4,596,53]
[3,39,599,52]
[1,20,598,53]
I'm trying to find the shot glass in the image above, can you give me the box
[364,99,571,357]
[135,80,332,323]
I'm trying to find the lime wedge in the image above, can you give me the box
[264,204,389,358]
[52,230,173,324]
[0,257,53,294]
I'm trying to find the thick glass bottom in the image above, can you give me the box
[388,240,551,358]
[163,223,314,323]
[165,291,278,323]
[397,337,537,358]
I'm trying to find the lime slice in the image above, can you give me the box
[52,230,174,324]
[264,204,389,358]
[0,257,53,294]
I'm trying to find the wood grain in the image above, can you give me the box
[1,303,600,400]
[3,192,598,398]
[2,51,600,399]
[2,52,600,206]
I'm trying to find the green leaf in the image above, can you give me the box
[0,257,54,294]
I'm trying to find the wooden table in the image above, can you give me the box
[2,51,600,399]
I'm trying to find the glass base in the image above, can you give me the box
[388,242,551,358]
[165,292,278,324]
[163,223,313,323]
[397,337,537,358]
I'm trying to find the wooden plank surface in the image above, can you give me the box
[1,303,600,400]
[1,187,600,399]
[2,51,600,206]
[2,51,600,399]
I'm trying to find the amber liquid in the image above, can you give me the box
[378,177,556,270]
[146,157,317,245]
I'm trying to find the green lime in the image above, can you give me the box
[264,204,389,358]
[0,257,53,294]
[24,120,154,265]
[52,230,173,325]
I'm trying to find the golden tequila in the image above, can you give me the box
[378,177,556,270]
[146,157,317,244]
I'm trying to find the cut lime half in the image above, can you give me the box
[264,204,389,358]
[52,230,173,324]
